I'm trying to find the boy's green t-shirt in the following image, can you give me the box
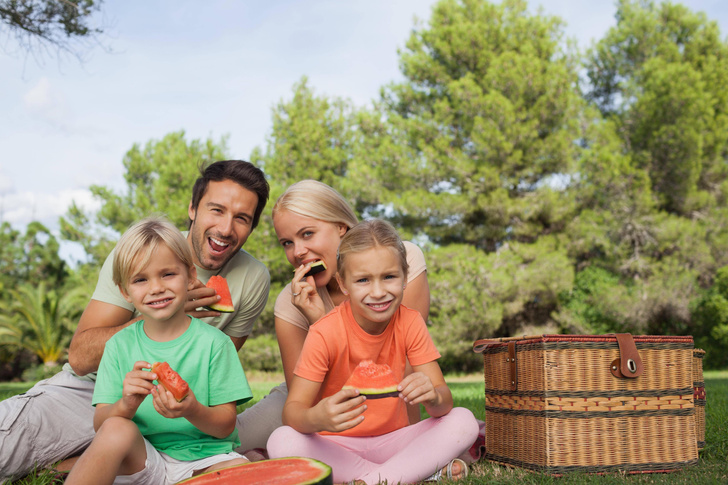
[92,317,252,461]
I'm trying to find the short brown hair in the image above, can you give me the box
[188,160,269,229]
[336,219,408,280]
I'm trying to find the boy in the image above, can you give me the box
[66,216,251,485]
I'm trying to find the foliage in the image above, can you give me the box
[238,334,283,374]
[585,0,728,215]
[0,283,88,367]
[59,131,231,267]
[0,0,104,61]
[0,221,69,299]
[691,266,728,369]
[373,0,584,251]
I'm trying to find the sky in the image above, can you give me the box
[1,0,728,261]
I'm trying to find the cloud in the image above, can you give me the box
[23,77,71,130]
[1,188,100,230]
[0,169,14,196]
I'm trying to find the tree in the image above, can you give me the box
[60,130,231,266]
[369,0,584,251]
[0,221,69,299]
[1,0,105,61]
[0,283,87,367]
[585,0,728,215]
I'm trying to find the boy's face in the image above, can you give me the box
[119,245,196,324]
[337,245,405,335]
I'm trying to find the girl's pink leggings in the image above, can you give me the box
[267,407,479,485]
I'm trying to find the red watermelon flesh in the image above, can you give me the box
[177,457,333,485]
[204,275,234,313]
[342,360,400,399]
[151,361,190,402]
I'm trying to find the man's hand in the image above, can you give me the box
[185,279,222,319]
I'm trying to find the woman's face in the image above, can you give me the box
[273,210,347,286]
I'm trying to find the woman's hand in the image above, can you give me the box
[290,263,327,324]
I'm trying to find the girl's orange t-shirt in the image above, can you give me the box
[293,300,441,437]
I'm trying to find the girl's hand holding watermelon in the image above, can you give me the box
[291,385,367,434]
[398,362,453,418]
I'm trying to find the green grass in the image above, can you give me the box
[2,372,726,484]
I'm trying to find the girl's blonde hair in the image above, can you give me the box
[337,219,408,280]
[113,215,194,289]
[272,180,358,230]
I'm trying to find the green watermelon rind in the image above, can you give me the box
[342,386,399,399]
[342,360,400,399]
[203,302,235,313]
[204,276,235,313]
[177,456,333,485]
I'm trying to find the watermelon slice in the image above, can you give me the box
[151,361,190,402]
[293,260,328,278]
[304,260,327,278]
[177,457,333,484]
[342,360,400,399]
[204,275,235,313]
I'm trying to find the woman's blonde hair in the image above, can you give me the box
[113,215,194,289]
[337,219,408,280]
[272,180,358,230]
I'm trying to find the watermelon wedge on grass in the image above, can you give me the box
[177,457,333,484]
[342,360,400,399]
[204,275,234,313]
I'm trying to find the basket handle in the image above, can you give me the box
[610,333,644,379]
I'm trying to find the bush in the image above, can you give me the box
[691,266,728,369]
[21,363,64,383]
[239,334,283,373]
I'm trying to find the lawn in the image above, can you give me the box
[1,371,726,484]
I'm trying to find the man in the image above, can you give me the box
[0,160,273,481]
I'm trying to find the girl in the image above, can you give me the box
[266,219,479,484]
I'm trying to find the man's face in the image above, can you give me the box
[187,179,258,271]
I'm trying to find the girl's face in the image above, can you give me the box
[337,245,405,334]
[273,209,347,286]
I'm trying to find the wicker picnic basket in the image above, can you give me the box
[472,333,699,475]
[693,348,706,451]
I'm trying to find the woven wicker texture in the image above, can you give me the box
[693,349,706,450]
[475,334,699,475]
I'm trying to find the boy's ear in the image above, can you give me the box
[118,285,133,304]
[188,265,198,289]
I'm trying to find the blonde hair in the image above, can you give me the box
[272,180,358,230]
[113,215,194,289]
[337,219,408,280]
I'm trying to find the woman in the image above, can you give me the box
[271,180,430,426]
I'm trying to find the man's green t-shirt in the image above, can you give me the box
[92,317,252,461]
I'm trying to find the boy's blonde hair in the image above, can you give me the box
[337,219,408,280]
[113,216,194,289]
[273,180,358,230]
